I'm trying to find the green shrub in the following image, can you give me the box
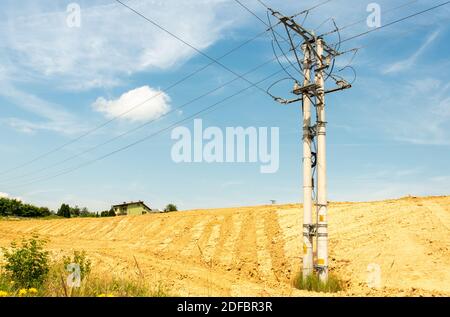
[63,250,92,281]
[0,274,14,294]
[164,204,178,212]
[1,236,50,288]
[1,243,170,297]
[294,272,343,293]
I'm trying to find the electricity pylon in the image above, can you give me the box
[267,9,352,282]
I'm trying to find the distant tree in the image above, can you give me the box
[38,207,51,217]
[80,207,90,217]
[164,204,178,212]
[70,205,81,217]
[58,204,71,218]
[99,209,116,217]
[108,209,116,217]
[57,204,66,217]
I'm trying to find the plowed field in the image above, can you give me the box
[1,196,449,296]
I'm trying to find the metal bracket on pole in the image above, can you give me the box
[325,78,352,94]
[314,121,327,137]
[316,224,328,237]
[309,125,318,137]
[303,224,317,238]
[286,97,304,104]
[292,83,319,96]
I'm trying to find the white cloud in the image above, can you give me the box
[0,0,240,91]
[92,86,171,122]
[0,0,242,134]
[0,192,22,201]
[383,30,440,74]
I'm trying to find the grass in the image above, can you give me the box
[0,253,170,297]
[0,274,16,296]
[43,260,170,297]
[0,269,170,297]
[294,272,343,293]
[45,274,170,297]
[0,215,61,221]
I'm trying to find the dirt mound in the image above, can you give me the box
[0,196,449,296]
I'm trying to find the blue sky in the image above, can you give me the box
[0,0,449,211]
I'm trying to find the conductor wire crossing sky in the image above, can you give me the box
[0,0,449,211]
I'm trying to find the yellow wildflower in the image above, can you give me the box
[28,288,38,295]
[18,289,28,297]
[0,291,9,297]
[9,281,15,286]
[97,294,107,297]
[107,294,115,297]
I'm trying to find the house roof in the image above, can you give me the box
[112,201,152,210]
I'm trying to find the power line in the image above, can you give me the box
[233,0,338,79]
[114,0,269,95]
[268,12,303,79]
[320,1,450,77]
[0,11,270,178]
[7,68,286,190]
[1,56,279,186]
[235,0,270,27]
[339,1,450,44]
[235,0,338,33]
[291,0,337,19]
[255,0,269,10]
[316,0,450,78]
[320,0,419,36]
[333,10,450,63]
[255,0,337,17]
[232,1,303,78]
[1,0,302,186]
[5,0,446,188]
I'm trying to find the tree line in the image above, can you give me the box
[1,197,178,218]
[0,197,51,218]
[0,197,99,219]
[56,203,116,218]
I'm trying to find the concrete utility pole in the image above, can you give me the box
[267,8,353,283]
[301,43,314,278]
[315,38,328,282]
